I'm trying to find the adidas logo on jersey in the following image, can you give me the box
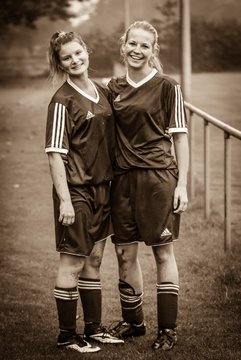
[86,111,95,119]
[161,228,172,237]
[114,95,121,102]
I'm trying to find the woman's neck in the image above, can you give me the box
[127,66,153,83]
[69,74,96,98]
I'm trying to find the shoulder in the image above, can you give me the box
[49,81,72,107]
[91,79,109,98]
[107,75,127,92]
[155,73,180,89]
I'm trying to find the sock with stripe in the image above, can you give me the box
[119,280,144,325]
[156,282,179,330]
[54,286,79,334]
[78,278,102,331]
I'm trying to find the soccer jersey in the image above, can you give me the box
[45,78,115,186]
[108,69,187,173]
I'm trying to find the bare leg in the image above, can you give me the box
[115,243,143,293]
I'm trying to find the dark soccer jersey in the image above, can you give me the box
[45,78,115,186]
[108,70,187,172]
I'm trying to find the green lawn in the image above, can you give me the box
[0,73,241,360]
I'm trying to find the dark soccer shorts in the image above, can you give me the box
[53,182,113,256]
[111,169,180,246]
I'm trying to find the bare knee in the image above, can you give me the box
[57,254,85,287]
[81,241,106,278]
[115,244,138,267]
[152,244,174,265]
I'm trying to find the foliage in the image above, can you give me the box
[0,0,75,29]
[191,17,241,72]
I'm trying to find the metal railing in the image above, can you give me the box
[185,101,241,252]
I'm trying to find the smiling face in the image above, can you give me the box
[122,27,155,71]
[58,40,89,77]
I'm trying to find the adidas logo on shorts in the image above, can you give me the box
[161,228,172,237]
[86,111,95,119]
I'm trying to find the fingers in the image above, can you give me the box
[174,202,188,214]
[58,213,75,226]
[173,197,188,214]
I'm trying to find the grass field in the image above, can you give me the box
[0,73,241,360]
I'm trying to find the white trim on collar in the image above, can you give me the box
[67,77,99,103]
[126,68,158,88]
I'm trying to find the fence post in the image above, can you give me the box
[204,120,210,218]
[188,110,194,199]
[224,132,231,251]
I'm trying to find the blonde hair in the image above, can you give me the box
[120,21,163,73]
[48,31,87,84]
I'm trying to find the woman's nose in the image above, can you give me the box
[133,44,141,53]
[72,55,79,63]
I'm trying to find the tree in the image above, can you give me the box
[0,0,86,29]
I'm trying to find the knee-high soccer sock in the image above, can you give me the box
[78,278,102,331]
[54,287,79,335]
[119,280,144,326]
[156,282,179,330]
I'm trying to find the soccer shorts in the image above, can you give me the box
[111,169,180,246]
[53,182,113,256]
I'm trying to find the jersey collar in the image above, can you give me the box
[67,77,100,103]
[126,68,158,88]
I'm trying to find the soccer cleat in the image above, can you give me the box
[84,324,124,344]
[152,328,177,351]
[57,332,101,353]
[109,321,146,338]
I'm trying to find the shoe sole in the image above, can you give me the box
[88,335,124,344]
[57,343,101,353]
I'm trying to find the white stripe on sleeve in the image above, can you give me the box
[175,85,186,129]
[51,103,66,150]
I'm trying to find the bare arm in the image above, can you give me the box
[172,132,189,213]
[48,152,75,226]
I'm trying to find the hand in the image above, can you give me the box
[59,199,75,226]
[173,185,188,214]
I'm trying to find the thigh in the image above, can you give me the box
[88,183,113,243]
[133,169,180,246]
[81,239,106,278]
[53,186,94,256]
[111,173,140,244]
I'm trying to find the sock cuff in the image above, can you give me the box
[156,283,179,295]
[54,287,79,301]
[78,278,101,290]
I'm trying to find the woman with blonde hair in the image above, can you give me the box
[108,21,189,351]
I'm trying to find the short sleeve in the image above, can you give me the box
[165,83,188,134]
[45,102,69,154]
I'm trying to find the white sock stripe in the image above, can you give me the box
[78,286,102,290]
[54,288,79,300]
[157,290,179,296]
[77,280,101,290]
[120,296,142,304]
[120,292,143,302]
[156,284,179,290]
[78,279,101,285]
